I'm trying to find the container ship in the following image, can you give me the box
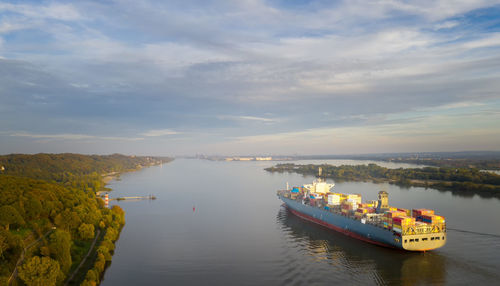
[277,168,446,251]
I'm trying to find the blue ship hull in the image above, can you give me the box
[279,195,404,249]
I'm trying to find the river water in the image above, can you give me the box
[101,159,500,285]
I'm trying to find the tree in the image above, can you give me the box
[0,229,22,259]
[78,223,95,240]
[97,245,111,261]
[85,269,99,283]
[104,227,118,242]
[0,231,7,259]
[48,230,72,274]
[18,256,62,286]
[0,205,24,230]
[80,279,97,286]
[94,254,106,273]
[24,196,42,220]
[100,239,115,252]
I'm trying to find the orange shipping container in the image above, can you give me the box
[412,209,435,217]
[393,216,415,225]
[385,211,406,218]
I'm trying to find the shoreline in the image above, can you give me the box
[73,161,169,285]
[266,163,500,199]
[98,161,169,194]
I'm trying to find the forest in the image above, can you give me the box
[265,163,500,198]
[0,154,170,286]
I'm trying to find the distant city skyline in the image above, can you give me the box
[1,1,500,156]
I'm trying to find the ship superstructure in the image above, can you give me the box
[277,169,446,251]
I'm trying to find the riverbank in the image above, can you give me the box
[0,154,173,286]
[265,163,500,199]
[99,160,172,193]
[75,162,169,285]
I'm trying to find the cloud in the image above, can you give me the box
[434,20,460,30]
[462,33,500,49]
[10,132,143,141]
[0,3,82,21]
[1,0,500,155]
[224,107,500,154]
[217,115,278,123]
[140,129,180,137]
[434,101,486,110]
[0,21,26,34]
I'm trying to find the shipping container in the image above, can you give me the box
[384,211,406,218]
[421,214,445,224]
[396,208,411,217]
[412,209,435,217]
[327,194,341,205]
[392,216,415,225]
[346,194,362,204]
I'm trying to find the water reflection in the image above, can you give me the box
[276,206,447,285]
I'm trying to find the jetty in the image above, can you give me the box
[112,195,157,201]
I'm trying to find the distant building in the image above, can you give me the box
[235,157,253,161]
[256,157,272,161]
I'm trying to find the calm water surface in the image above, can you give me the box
[101,159,500,285]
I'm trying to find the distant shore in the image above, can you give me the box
[266,163,500,199]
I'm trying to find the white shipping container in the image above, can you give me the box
[328,194,341,205]
[347,195,362,204]
[393,227,402,233]
[352,203,358,210]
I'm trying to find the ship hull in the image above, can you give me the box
[279,195,446,251]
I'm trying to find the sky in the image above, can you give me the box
[1,0,500,156]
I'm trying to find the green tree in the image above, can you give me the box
[85,268,99,283]
[0,231,7,259]
[48,230,72,274]
[80,279,97,286]
[97,245,111,261]
[78,223,95,240]
[100,239,115,252]
[24,196,42,220]
[18,256,62,286]
[94,254,106,273]
[104,227,118,242]
[0,205,24,230]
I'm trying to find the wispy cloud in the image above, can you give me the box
[434,101,486,110]
[217,115,279,123]
[140,129,180,137]
[434,20,460,30]
[0,2,82,21]
[10,132,143,141]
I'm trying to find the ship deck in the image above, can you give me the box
[278,191,446,251]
